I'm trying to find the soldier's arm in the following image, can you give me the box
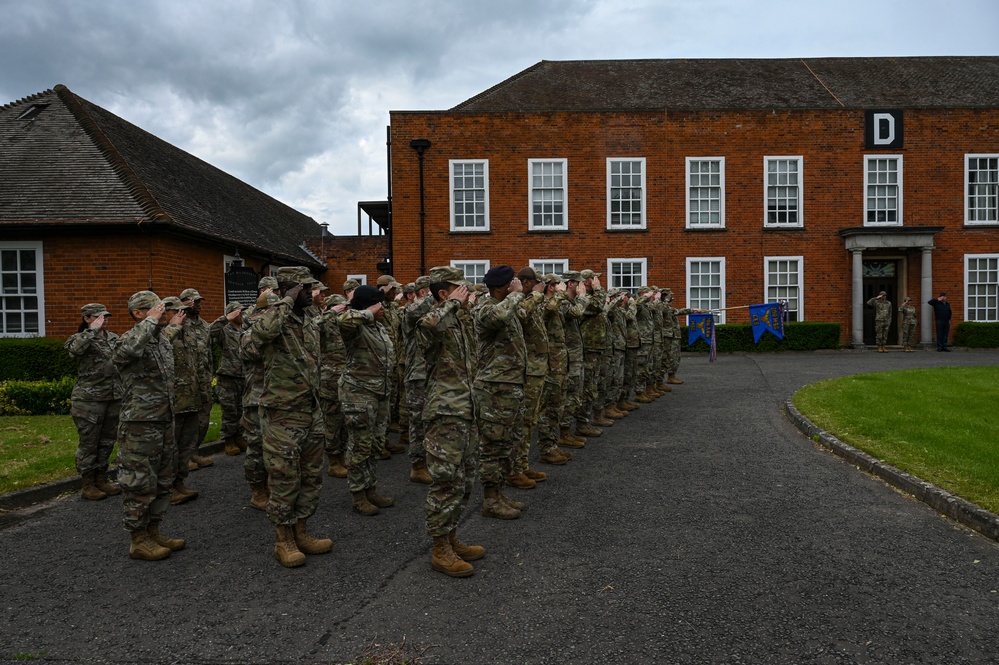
[476,292,525,331]
[112,318,158,370]
[208,315,228,345]
[405,294,436,325]
[515,291,544,319]
[674,307,695,316]
[418,300,460,338]
[250,297,294,347]
[64,330,95,358]
[336,308,374,339]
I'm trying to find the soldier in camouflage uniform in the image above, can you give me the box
[376,275,405,451]
[619,291,641,413]
[162,296,202,506]
[319,293,350,478]
[179,288,215,468]
[418,266,484,577]
[66,303,122,501]
[647,290,668,397]
[248,267,331,568]
[633,287,657,402]
[604,290,629,420]
[474,265,543,519]
[867,290,893,352]
[113,291,186,561]
[664,288,700,385]
[899,297,917,352]
[579,270,614,429]
[210,301,246,456]
[239,276,279,511]
[559,271,595,442]
[402,277,436,484]
[338,285,396,516]
[535,274,576,464]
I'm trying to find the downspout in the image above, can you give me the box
[410,138,431,275]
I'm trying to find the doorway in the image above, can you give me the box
[863,260,898,345]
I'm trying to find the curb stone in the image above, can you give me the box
[784,400,999,543]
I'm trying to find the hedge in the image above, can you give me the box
[954,322,999,348]
[681,322,841,353]
[0,338,76,381]
[0,376,75,416]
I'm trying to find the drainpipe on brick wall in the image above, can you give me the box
[410,138,431,275]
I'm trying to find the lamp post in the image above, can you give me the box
[409,139,431,275]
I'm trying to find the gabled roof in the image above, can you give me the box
[0,86,324,269]
[451,57,999,112]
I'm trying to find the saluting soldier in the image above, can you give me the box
[161,296,201,506]
[899,297,917,352]
[579,270,613,429]
[402,276,436,484]
[536,274,575,464]
[867,290,893,353]
[210,301,246,456]
[179,288,215,468]
[319,293,350,478]
[560,271,595,442]
[663,288,701,385]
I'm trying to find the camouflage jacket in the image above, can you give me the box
[608,303,628,351]
[418,299,476,420]
[168,323,205,414]
[185,316,213,401]
[635,297,655,346]
[542,294,568,378]
[112,318,177,422]
[579,288,608,351]
[663,304,694,338]
[517,291,549,377]
[900,303,917,324]
[474,292,534,385]
[624,300,641,349]
[337,309,394,397]
[457,306,479,376]
[867,297,893,322]
[651,301,665,345]
[402,294,436,383]
[318,309,348,401]
[239,305,269,408]
[249,297,321,412]
[559,293,587,365]
[383,302,405,367]
[209,316,244,378]
[65,329,122,402]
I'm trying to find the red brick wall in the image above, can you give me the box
[389,108,999,344]
[306,235,389,291]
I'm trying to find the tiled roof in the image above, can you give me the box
[0,86,324,269]
[452,57,999,112]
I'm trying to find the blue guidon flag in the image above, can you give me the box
[687,312,717,362]
[749,302,785,343]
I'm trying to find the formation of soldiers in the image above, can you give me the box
[65,264,700,575]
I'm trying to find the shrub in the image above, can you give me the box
[681,322,841,353]
[954,322,999,348]
[0,377,75,415]
[0,338,76,381]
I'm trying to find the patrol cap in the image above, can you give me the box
[543,273,562,284]
[483,265,515,287]
[81,303,110,317]
[161,296,189,311]
[315,282,329,291]
[127,291,161,311]
[350,285,385,310]
[376,274,396,286]
[402,282,417,295]
[224,301,245,314]
[517,266,540,281]
[275,266,318,285]
[661,287,673,296]
[472,283,487,294]
[878,290,887,296]
[638,286,653,295]
[325,294,347,307]
[179,288,205,302]
[343,278,361,292]
[580,269,602,279]
[563,270,583,282]
[258,276,278,290]
[903,296,912,302]
[429,265,466,286]
[414,275,432,290]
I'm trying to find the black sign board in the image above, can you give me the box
[865,110,903,149]
[225,266,259,308]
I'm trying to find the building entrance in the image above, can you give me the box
[862,260,899,346]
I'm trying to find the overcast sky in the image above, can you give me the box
[2,0,997,235]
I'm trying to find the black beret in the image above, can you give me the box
[483,265,515,287]
[350,285,385,310]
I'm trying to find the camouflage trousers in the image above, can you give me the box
[340,387,389,493]
[198,392,212,444]
[649,339,663,386]
[473,380,525,486]
[633,348,651,394]
[875,319,890,346]
[215,375,244,441]
[622,348,639,401]
[320,391,346,456]
[261,406,324,526]
[174,411,200,482]
[513,375,545,475]
[581,350,604,417]
[562,367,586,429]
[389,364,401,426]
[117,420,176,532]
[424,415,479,537]
[605,350,624,407]
[397,365,409,431]
[902,320,916,347]
[71,398,120,476]
[241,401,266,486]
[537,375,566,453]
[406,379,427,463]
[666,335,681,376]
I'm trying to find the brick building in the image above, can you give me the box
[1,85,326,338]
[387,57,999,347]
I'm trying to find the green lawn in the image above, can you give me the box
[0,404,221,496]
[794,366,999,513]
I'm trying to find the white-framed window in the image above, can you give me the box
[450,160,489,231]
[764,256,803,322]
[529,159,567,230]
[531,259,569,277]
[0,241,45,337]
[686,257,726,323]
[606,258,646,293]
[966,155,999,225]
[865,155,903,226]
[606,158,646,229]
[687,157,725,228]
[764,156,802,227]
[966,254,999,322]
[346,273,367,286]
[450,260,490,286]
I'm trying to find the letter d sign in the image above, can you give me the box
[865,110,903,149]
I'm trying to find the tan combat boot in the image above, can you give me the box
[410,459,432,484]
[499,484,527,511]
[170,481,199,505]
[666,374,683,385]
[249,483,268,511]
[482,484,520,519]
[449,530,486,561]
[905,345,913,353]
[129,529,171,561]
[558,428,585,449]
[431,536,474,577]
[398,430,411,447]
[80,472,108,501]
[224,436,241,456]
[619,399,639,412]
[506,472,536,489]
[292,518,332,555]
[94,468,121,496]
[366,487,395,508]
[568,429,587,446]
[576,422,603,437]
[605,405,626,419]
[192,453,215,467]
[635,390,654,403]
[539,450,569,465]
[147,523,186,551]
[524,468,548,481]
[327,453,348,478]
[352,490,379,516]
[386,440,407,455]
[236,433,248,452]
[592,409,614,427]
[274,525,306,568]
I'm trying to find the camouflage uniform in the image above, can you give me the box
[249,280,324,527]
[513,284,549,475]
[209,303,245,445]
[606,294,627,408]
[559,276,589,432]
[165,297,204,486]
[179,289,213,446]
[402,286,435,464]
[649,295,665,387]
[318,295,349,461]
[337,306,394,494]
[65,308,121,477]
[537,287,569,455]
[900,300,917,349]
[867,293,893,347]
[634,290,656,396]
[579,279,608,420]
[622,296,641,403]
[239,286,279,490]
[664,292,694,380]
[112,292,178,533]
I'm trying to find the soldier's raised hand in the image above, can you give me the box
[510,278,523,293]
[89,314,105,330]
[171,310,187,326]
[145,302,166,321]
[285,283,304,302]
[450,284,470,304]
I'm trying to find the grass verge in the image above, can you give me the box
[0,404,222,496]
[794,366,999,513]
